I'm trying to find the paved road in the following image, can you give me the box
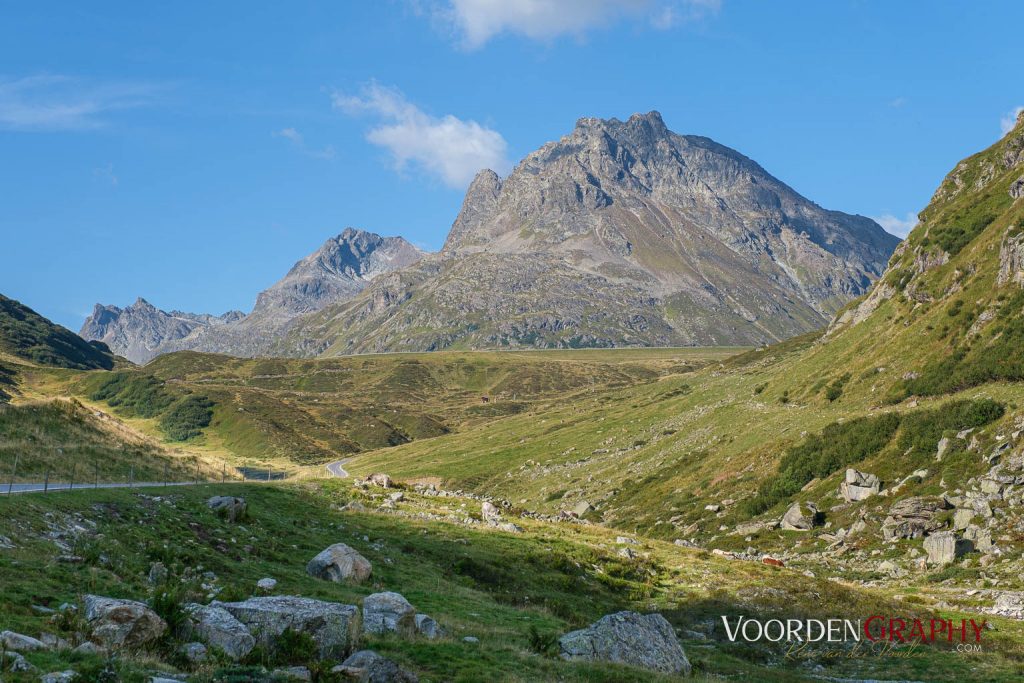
[1,481,202,495]
[326,459,350,478]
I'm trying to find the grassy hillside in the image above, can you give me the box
[0,294,116,371]
[67,348,737,469]
[2,482,1020,682]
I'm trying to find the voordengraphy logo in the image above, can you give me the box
[721,616,986,645]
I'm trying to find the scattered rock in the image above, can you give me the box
[840,469,881,501]
[256,577,278,592]
[306,543,372,584]
[924,531,972,566]
[882,496,949,539]
[781,501,820,530]
[0,631,46,652]
[462,636,479,644]
[83,595,167,649]
[362,592,416,636]
[184,603,256,661]
[40,671,76,683]
[147,562,168,585]
[218,596,360,660]
[206,496,247,522]
[559,611,691,675]
[5,651,35,673]
[571,500,593,517]
[72,642,104,656]
[332,650,419,683]
[179,642,208,664]
[414,614,444,640]
[274,666,312,681]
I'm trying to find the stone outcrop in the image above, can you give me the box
[333,650,419,683]
[559,611,691,675]
[83,595,167,649]
[184,603,256,661]
[306,543,372,584]
[362,592,416,636]
[924,531,972,566]
[217,596,360,660]
[997,228,1024,287]
[781,501,820,530]
[881,497,950,540]
[839,469,881,502]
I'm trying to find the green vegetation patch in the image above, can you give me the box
[0,294,114,370]
[160,395,215,441]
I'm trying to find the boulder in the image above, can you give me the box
[839,469,881,502]
[881,496,949,540]
[363,592,416,636]
[274,666,312,681]
[953,508,975,531]
[414,614,444,640]
[559,611,691,675]
[256,577,278,592]
[184,603,256,661]
[83,595,167,649]
[936,437,952,460]
[40,671,76,683]
[332,650,419,683]
[571,500,593,517]
[964,524,993,552]
[179,641,208,664]
[366,473,393,488]
[781,501,820,530]
[0,630,46,652]
[5,651,35,672]
[207,496,247,522]
[306,543,372,584]
[217,596,360,660]
[924,531,972,566]
[147,562,168,585]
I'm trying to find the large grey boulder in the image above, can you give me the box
[0,630,47,652]
[559,611,690,675]
[781,501,820,530]
[362,592,416,636]
[924,531,972,566]
[184,603,256,661]
[332,650,419,683]
[307,543,372,584]
[83,595,167,649]
[217,596,360,660]
[207,496,247,522]
[882,496,949,539]
[839,469,881,502]
[414,614,444,640]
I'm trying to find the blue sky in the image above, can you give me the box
[2,1,1023,331]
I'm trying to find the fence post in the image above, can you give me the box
[129,466,134,489]
[69,461,76,492]
[194,459,200,485]
[43,466,50,494]
[7,453,18,495]
[164,461,169,487]
[95,460,100,488]
[222,462,226,484]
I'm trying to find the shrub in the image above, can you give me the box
[89,372,174,418]
[527,625,558,656]
[824,373,851,402]
[160,395,215,441]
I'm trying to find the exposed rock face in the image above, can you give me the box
[997,228,1024,287]
[83,595,167,649]
[80,297,243,365]
[289,112,899,354]
[559,611,691,675]
[216,596,360,660]
[781,501,820,530]
[0,630,46,652]
[306,543,372,584]
[80,228,424,363]
[840,469,882,502]
[184,603,256,661]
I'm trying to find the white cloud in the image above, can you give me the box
[432,0,720,49]
[1001,105,1024,136]
[873,212,918,239]
[0,74,162,131]
[273,127,336,160]
[92,162,118,187]
[332,82,510,188]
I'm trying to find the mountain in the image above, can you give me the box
[81,298,244,365]
[81,228,425,363]
[288,112,900,355]
[0,293,116,371]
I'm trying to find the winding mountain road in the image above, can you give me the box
[326,458,350,478]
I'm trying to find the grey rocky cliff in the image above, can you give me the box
[290,112,899,355]
[80,228,424,363]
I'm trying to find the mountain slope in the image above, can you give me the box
[81,228,424,363]
[1,293,116,370]
[291,112,899,355]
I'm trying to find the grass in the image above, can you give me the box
[2,482,1020,682]
[0,294,115,371]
